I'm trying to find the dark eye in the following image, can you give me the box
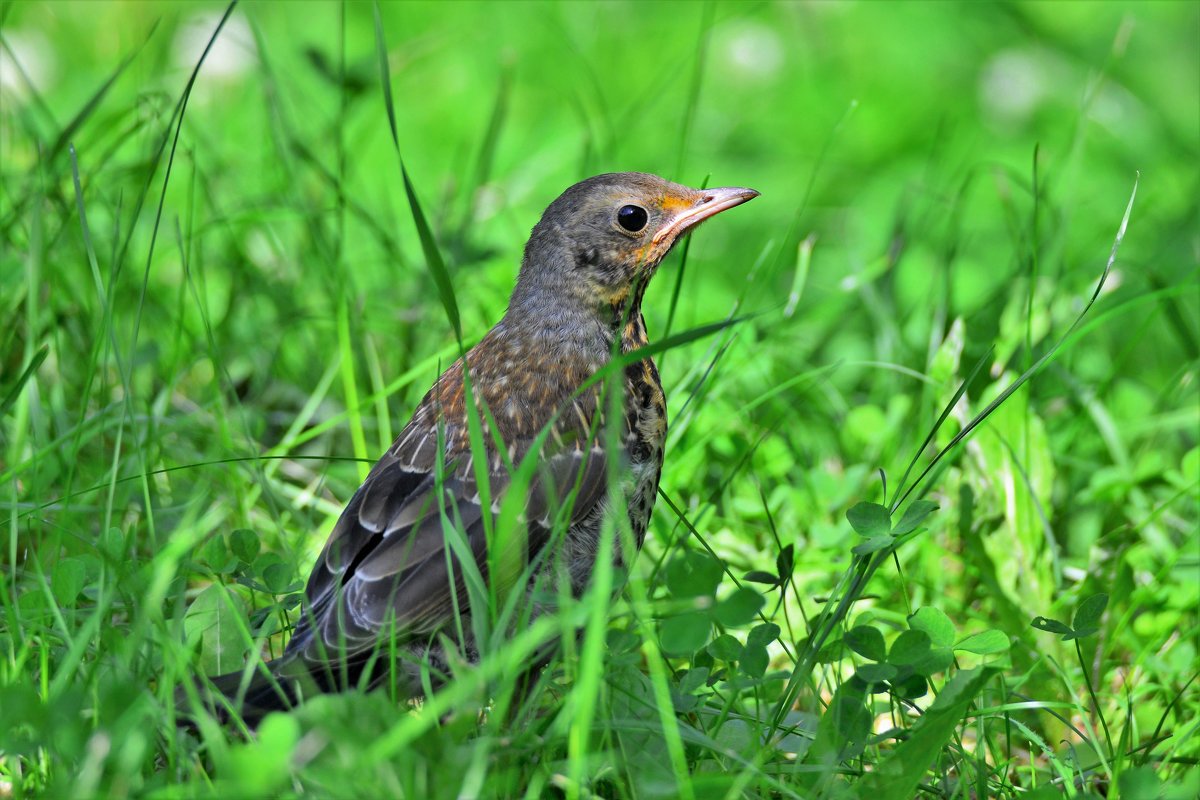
[617,204,649,232]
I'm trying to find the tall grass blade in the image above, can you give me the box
[894,174,1139,509]
[855,667,996,799]
[577,314,755,397]
[128,2,239,354]
[455,69,510,243]
[673,2,713,179]
[47,21,159,162]
[662,174,709,347]
[372,1,461,344]
[783,234,814,318]
[0,343,48,418]
[889,347,994,514]
[337,301,370,481]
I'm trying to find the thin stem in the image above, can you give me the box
[1075,638,1114,757]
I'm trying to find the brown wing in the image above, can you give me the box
[283,410,609,670]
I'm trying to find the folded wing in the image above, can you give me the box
[285,415,609,675]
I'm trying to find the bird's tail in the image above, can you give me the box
[174,658,307,727]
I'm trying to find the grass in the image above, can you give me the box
[2,0,1198,797]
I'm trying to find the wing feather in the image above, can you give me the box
[285,414,609,671]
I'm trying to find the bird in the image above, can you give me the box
[179,172,758,723]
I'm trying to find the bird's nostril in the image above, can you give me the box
[700,194,715,204]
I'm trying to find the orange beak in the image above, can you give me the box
[651,186,760,246]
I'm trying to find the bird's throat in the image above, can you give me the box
[606,278,651,355]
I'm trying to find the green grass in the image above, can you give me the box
[3,1,1198,797]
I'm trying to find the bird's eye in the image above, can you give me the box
[616,204,649,233]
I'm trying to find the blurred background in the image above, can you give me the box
[2,1,1197,796]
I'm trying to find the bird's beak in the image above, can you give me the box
[652,186,760,246]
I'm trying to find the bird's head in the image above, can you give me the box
[512,172,759,315]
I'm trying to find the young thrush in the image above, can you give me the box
[186,172,758,721]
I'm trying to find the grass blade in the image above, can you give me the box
[894,173,1139,510]
[453,68,510,245]
[372,2,461,344]
[47,20,159,162]
[0,343,48,418]
[673,2,713,178]
[576,313,757,398]
[662,174,709,348]
[889,346,994,513]
[854,668,996,799]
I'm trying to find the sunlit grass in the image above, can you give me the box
[2,1,1198,798]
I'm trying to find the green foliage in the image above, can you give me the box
[184,584,249,676]
[857,667,997,799]
[1032,593,1110,641]
[2,0,1197,798]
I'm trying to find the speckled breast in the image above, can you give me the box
[622,350,667,549]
